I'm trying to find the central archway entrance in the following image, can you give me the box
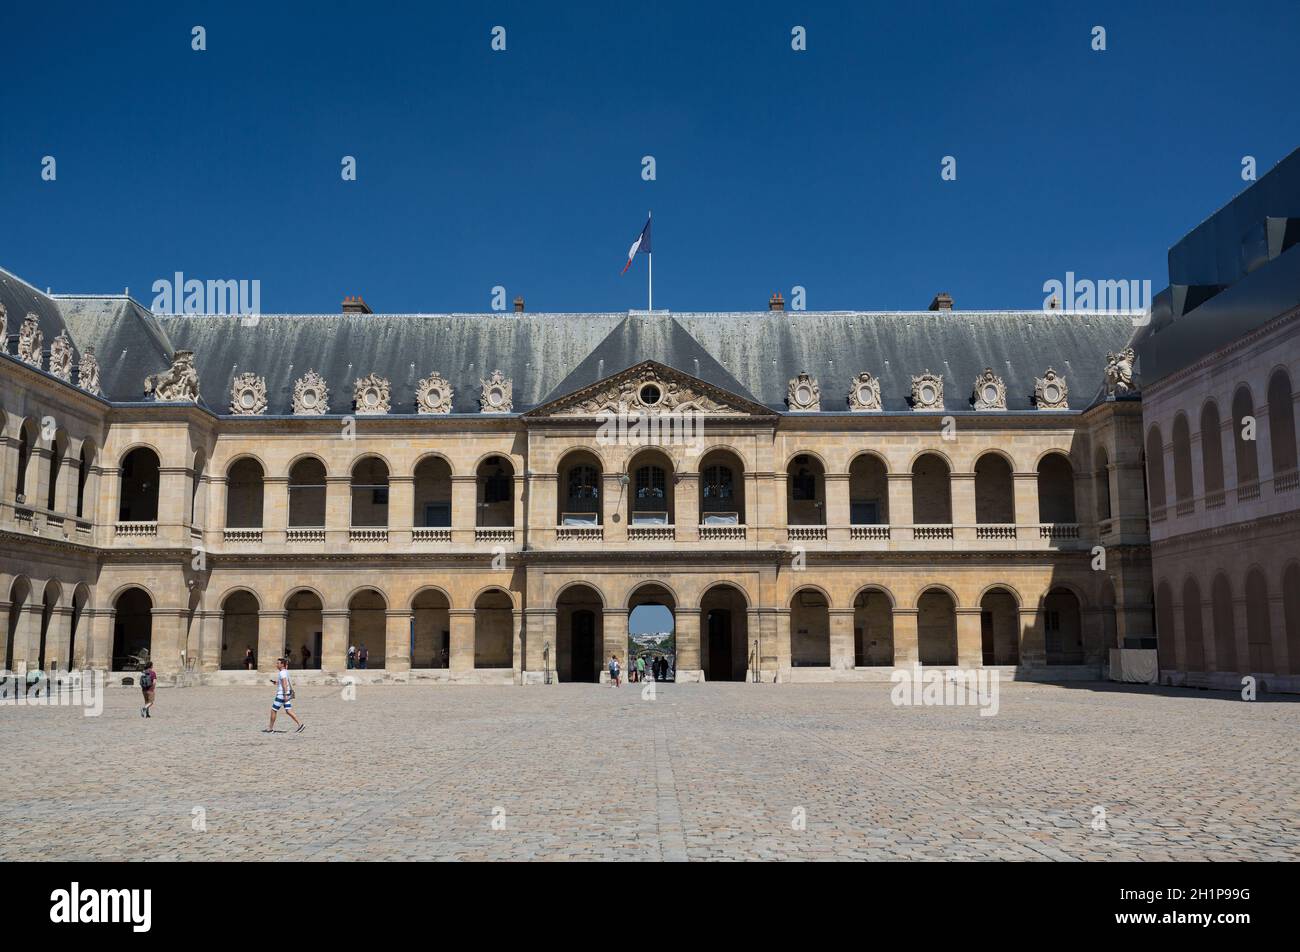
[701,584,748,681]
[628,583,676,682]
[557,584,603,682]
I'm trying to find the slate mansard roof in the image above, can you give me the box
[1,265,1140,415]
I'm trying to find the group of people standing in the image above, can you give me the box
[346,644,370,668]
[630,654,670,683]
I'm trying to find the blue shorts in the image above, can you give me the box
[272,696,292,711]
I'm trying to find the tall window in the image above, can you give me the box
[483,461,511,504]
[635,465,666,505]
[701,465,734,509]
[566,465,599,512]
[791,466,816,501]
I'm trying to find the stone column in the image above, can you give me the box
[601,474,626,542]
[157,464,190,547]
[774,608,792,678]
[1232,594,1252,674]
[386,608,412,672]
[151,607,187,676]
[887,474,912,541]
[757,608,779,683]
[828,607,855,672]
[449,608,475,676]
[745,608,761,680]
[512,609,524,684]
[322,609,348,670]
[198,610,222,672]
[676,472,700,543]
[1013,472,1039,537]
[530,473,558,546]
[258,610,287,670]
[71,608,94,668]
[388,476,414,546]
[55,449,81,519]
[1019,606,1045,667]
[325,475,351,547]
[893,607,919,665]
[956,608,983,667]
[950,472,976,543]
[603,608,629,682]
[825,472,850,543]
[775,472,790,544]
[46,605,73,670]
[513,473,526,543]
[29,445,52,513]
[12,602,42,670]
[208,475,229,547]
[523,607,555,683]
[90,607,114,669]
[451,475,477,544]
[674,607,701,680]
[264,476,288,545]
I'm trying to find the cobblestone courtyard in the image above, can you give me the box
[2,681,1297,861]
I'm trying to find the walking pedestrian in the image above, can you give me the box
[244,647,255,670]
[358,644,369,669]
[608,654,621,687]
[264,657,305,733]
[139,662,157,718]
[636,655,646,683]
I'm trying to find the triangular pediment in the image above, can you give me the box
[524,360,774,418]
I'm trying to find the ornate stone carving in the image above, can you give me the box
[1035,367,1069,409]
[145,350,201,402]
[973,368,1007,410]
[910,371,944,410]
[555,364,729,416]
[78,347,101,395]
[292,370,329,414]
[17,313,43,368]
[48,331,74,382]
[786,372,821,411]
[1104,348,1137,395]
[847,371,882,411]
[415,372,454,414]
[479,369,513,413]
[230,372,268,415]
[353,374,391,414]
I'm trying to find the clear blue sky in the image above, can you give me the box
[2,0,1297,313]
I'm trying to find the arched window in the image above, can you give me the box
[849,454,889,525]
[1200,401,1225,508]
[1267,369,1297,487]
[911,454,951,524]
[413,456,452,528]
[118,447,161,522]
[476,456,515,527]
[14,420,35,502]
[786,455,825,526]
[226,458,265,528]
[974,453,1014,524]
[76,443,93,519]
[350,457,390,527]
[47,431,67,512]
[1232,386,1260,499]
[288,458,327,527]
[1094,447,1112,522]
[1036,453,1077,523]
[699,449,745,525]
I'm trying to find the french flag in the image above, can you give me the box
[621,214,652,274]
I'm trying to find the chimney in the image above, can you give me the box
[928,292,953,311]
[768,291,785,312]
[342,295,373,315]
[513,296,525,313]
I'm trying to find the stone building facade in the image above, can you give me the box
[1136,148,1300,693]
[2,266,1156,685]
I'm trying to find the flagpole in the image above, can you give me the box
[647,210,653,311]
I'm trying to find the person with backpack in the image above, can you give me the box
[264,657,305,733]
[139,662,157,717]
[608,654,621,687]
[347,645,356,669]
